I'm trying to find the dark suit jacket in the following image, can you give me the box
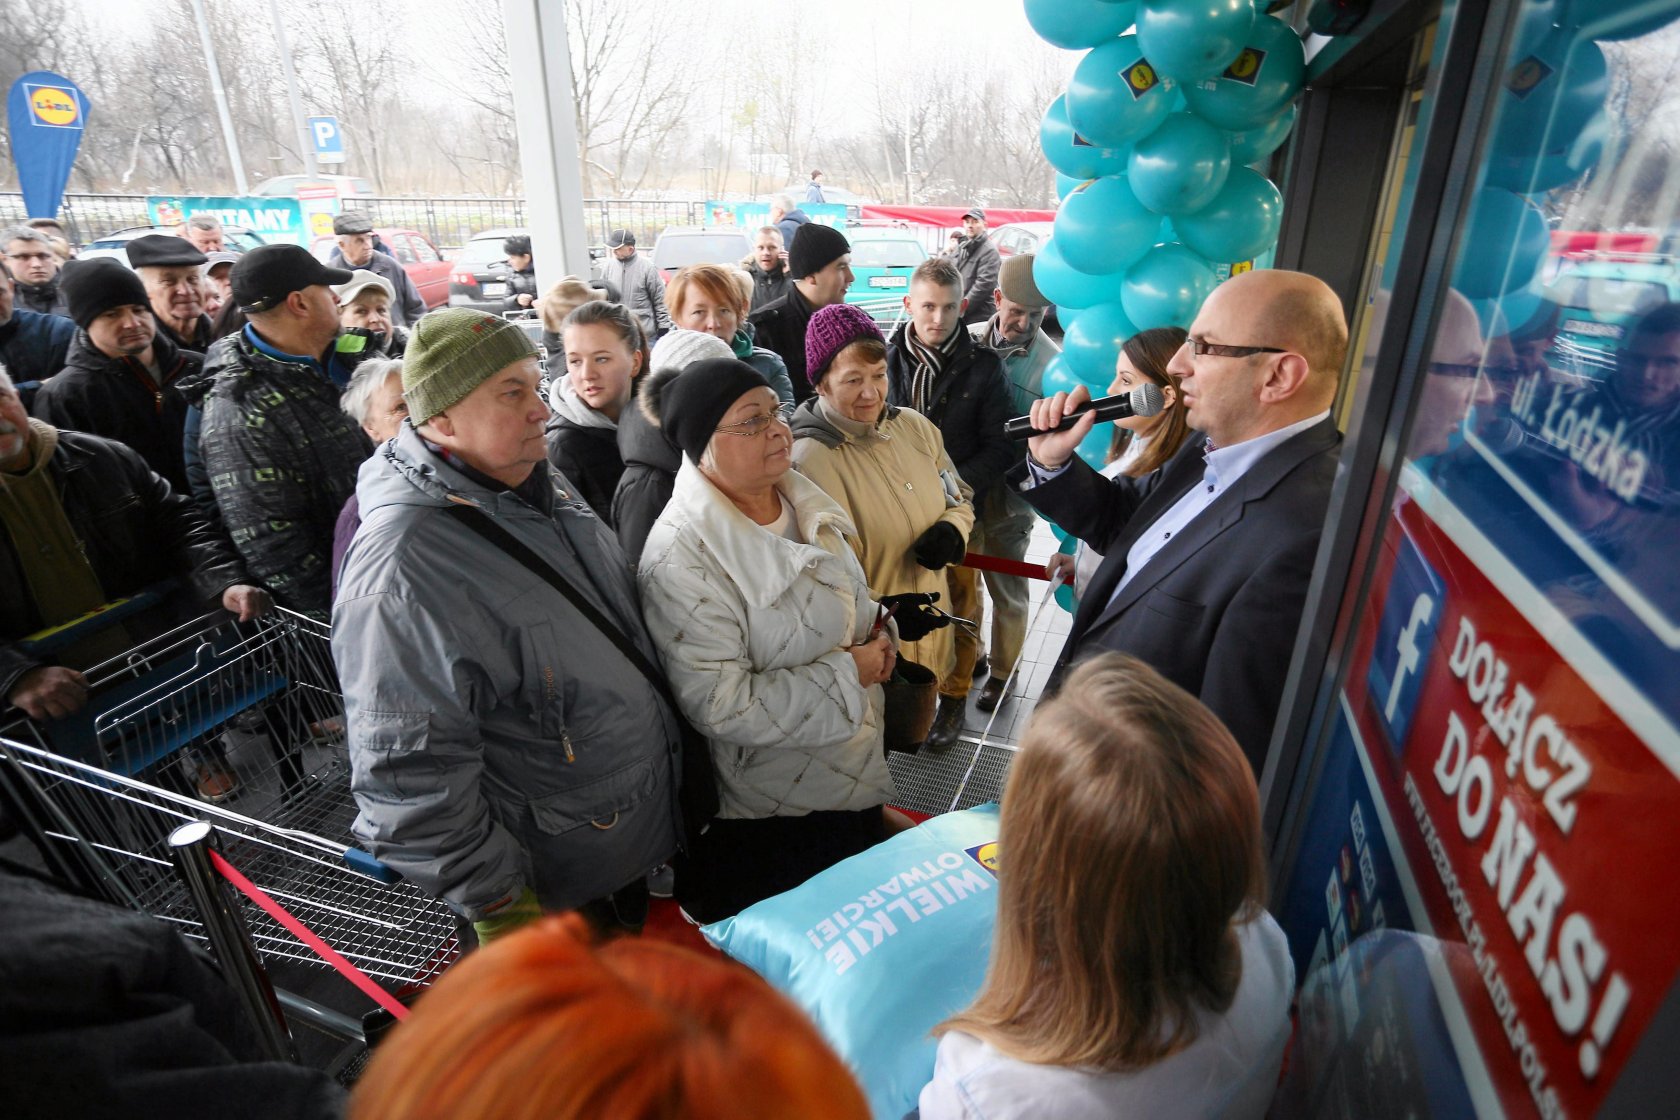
[1015,416,1341,773]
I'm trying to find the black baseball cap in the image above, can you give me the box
[962,207,985,222]
[232,244,353,314]
[333,213,375,235]
[606,228,635,248]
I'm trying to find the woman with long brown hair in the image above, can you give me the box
[918,653,1293,1119]
[1044,326,1190,601]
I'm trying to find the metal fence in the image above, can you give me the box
[0,192,706,254]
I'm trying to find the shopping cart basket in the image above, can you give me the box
[0,607,462,999]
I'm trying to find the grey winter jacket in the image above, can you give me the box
[334,426,681,920]
[953,232,1001,325]
[599,251,671,338]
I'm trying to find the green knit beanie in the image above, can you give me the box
[402,308,539,422]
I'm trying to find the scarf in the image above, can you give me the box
[730,328,756,359]
[905,324,963,415]
[0,419,130,660]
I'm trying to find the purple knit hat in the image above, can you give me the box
[805,303,886,386]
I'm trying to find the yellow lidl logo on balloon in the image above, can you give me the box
[1123,60,1158,100]
[965,841,1000,876]
[29,86,80,126]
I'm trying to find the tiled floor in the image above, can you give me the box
[886,518,1074,815]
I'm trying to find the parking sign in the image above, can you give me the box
[308,115,345,165]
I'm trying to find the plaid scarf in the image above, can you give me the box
[905,324,964,414]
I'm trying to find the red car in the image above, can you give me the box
[309,227,452,310]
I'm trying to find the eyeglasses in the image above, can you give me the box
[1185,337,1288,358]
[715,403,795,438]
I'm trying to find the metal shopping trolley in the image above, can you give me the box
[0,606,462,1059]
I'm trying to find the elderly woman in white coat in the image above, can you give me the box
[637,357,912,922]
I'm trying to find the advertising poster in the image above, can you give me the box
[146,196,308,247]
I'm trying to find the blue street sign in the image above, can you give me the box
[6,71,90,218]
[307,115,346,165]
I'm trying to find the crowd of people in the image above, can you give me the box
[6,206,1374,1117]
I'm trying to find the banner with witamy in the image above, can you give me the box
[147,196,308,247]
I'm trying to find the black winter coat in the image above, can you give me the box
[31,329,200,492]
[504,266,539,313]
[745,262,791,312]
[13,277,68,317]
[545,417,625,523]
[886,322,1016,501]
[0,309,75,399]
[611,402,679,566]
[0,864,345,1120]
[185,333,373,617]
[749,286,816,404]
[0,428,249,700]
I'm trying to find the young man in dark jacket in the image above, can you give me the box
[0,260,74,410]
[744,226,790,312]
[191,245,371,618]
[31,258,198,492]
[748,223,853,404]
[3,226,69,317]
[887,255,1014,749]
[501,234,538,314]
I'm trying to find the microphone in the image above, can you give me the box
[1003,382,1166,439]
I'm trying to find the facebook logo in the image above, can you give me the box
[1366,533,1444,754]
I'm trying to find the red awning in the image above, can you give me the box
[860,204,1056,228]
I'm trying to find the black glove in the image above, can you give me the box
[911,521,967,570]
[879,592,951,643]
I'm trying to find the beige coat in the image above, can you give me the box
[791,399,975,680]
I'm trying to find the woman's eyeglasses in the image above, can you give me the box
[715,403,795,438]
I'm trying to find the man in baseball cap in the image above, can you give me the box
[326,213,425,327]
[190,242,372,617]
[953,206,1000,326]
[599,227,670,340]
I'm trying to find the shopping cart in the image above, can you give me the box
[0,607,462,1034]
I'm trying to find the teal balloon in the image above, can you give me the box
[1041,96,1130,181]
[1470,284,1545,340]
[1172,167,1283,263]
[1026,0,1139,49]
[1451,188,1548,298]
[1066,34,1175,149]
[1122,243,1217,330]
[1570,0,1676,41]
[1055,172,1082,200]
[1061,302,1140,384]
[1034,238,1129,310]
[1487,109,1606,194]
[1127,113,1232,215]
[1488,32,1606,168]
[1137,0,1256,83]
[1040,355,1086,399]
[1075,422,1113,469]
[1053,176,1161,275]
[1180,14,1306,130]
[1226,103,1297,165]
[1053,531,1081,612]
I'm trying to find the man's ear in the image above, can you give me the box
[1257,352,1313,404]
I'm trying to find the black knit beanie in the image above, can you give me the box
[787,223,851,280]
[60,258,151,329]
[647,357,772,463]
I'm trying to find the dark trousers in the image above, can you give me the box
[674,806,887,924]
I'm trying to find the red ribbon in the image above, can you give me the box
[209,849,410,1021]
[960,552,1048,580]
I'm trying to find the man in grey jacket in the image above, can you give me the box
[333,308,681,945]
[599,228,671,340]
[953,207,1001,326]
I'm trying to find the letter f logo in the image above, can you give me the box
[1385,593,1435,722]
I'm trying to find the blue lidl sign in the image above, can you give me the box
[6,70,90,218]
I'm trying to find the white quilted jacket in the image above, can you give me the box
[639,461,896,819]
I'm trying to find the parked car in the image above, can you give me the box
[841,226,927,325]
[448,227,528,312]
[250,174,377,200]
[649,226,755,281]
[80,224,266,266]
[310,227,452,309]
[992,221,1052,259]
[1544,256,1680,379]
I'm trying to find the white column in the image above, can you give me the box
[501,0,591,284]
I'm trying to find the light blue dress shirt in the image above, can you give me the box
[1027,411,1331,605]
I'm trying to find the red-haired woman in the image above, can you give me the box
[919,653,1293,1119]
[1044,326,1190,601]
[350,914,870,1120]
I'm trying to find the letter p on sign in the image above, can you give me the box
[308,115,345,165]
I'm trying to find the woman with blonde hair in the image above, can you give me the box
[349,914,870,1120]
[920,652,1293,1119]
[1045,326,1190,602]
[666,262,796,404]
